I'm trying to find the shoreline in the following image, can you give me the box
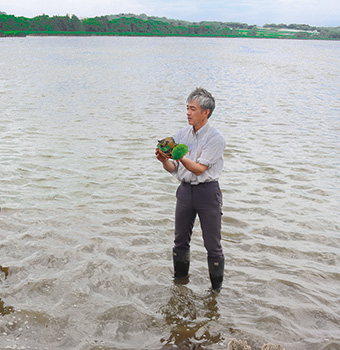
[1,31,339,41]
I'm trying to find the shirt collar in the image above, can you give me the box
[191,121,211,137]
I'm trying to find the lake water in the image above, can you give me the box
[0,36,340,350]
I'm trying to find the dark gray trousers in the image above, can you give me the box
[174,181,224,260]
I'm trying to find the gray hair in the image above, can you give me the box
[186,87,215,118]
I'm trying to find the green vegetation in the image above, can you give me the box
[0,12,339,40]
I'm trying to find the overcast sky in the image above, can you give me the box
[1,0,339,27]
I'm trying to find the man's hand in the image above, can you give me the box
[155,148,176,173]
[155,148,169,163]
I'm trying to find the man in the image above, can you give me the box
[155,87,226,291]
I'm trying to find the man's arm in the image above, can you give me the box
[156,149,208,176]
[179,157,208,176]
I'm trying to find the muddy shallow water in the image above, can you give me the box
[1,36,340,350]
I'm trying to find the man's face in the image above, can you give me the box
[186,100,209,130]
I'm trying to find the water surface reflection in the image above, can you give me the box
[160,285,228,348]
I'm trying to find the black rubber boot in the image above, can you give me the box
[173,248,190,279]
[208,257,224,291]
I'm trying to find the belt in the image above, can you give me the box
[181,181,218,186]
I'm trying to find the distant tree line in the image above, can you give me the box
[0,14,83,32]
[1,12,339,39]
[0,13,235,36]
[108,13,256,30]
[263,23,318,31]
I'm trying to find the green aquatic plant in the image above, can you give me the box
[172,143,189,160]
[157,137,188,160]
